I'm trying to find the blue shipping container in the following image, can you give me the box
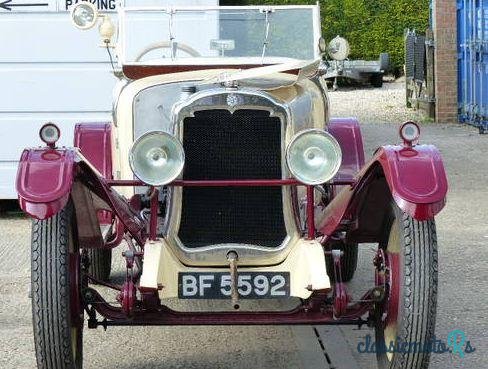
[457,0,488,132]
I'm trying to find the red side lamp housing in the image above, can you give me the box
[39,122,61,148]
[399,121,420,146]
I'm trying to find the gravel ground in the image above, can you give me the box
[329,79,425,124]
[1,80,487,369]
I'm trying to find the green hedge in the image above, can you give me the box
[221,0,430,73]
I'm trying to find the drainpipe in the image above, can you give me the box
[463,0,469,118]
[480,0,485,122]
[471,0,476,123]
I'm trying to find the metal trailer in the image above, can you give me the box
[323,55,390,91]
[321,35,389,91]
[0,0,217,200]
[457,0,488,133]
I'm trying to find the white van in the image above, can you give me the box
[0,0,217,199]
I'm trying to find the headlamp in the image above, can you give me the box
[129,131,185,186]
[286,129,342,185]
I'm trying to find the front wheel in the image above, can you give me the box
[375,204,438,369]
[87,248,112,282]
[31,203,83,369]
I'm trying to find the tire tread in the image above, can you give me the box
[31,206,80,369]
[396,211,438,369]
[87,248,112,282]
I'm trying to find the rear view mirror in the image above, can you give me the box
[210,39,235,56]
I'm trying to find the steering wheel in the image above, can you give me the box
[134,41,201,62]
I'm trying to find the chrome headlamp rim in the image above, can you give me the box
[129,130,185,186]
[399,121,420,144]
[39,122,61,146]
[70,2,99,30]
[286,128,342,185]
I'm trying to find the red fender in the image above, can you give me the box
[16,149,76,219]
[377,145,447,218]
[74,122,114,225]
[318,144,448,238]
[16,146,146,246]
[74,122,113,180]
[328,118,365,182]
[17,122,115,221]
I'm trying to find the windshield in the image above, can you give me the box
[118,5,320,65]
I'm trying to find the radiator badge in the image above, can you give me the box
[226,94,240,108]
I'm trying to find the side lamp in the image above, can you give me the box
[70,2,115,47]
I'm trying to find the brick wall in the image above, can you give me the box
[433,0,458,123]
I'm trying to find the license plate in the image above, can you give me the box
[178,272,290,299]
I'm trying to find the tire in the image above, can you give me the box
[325,242,358,282]
[375,204,438,369]
[87,248,112,282]
[31,203,83,369]
[371,74,384,88]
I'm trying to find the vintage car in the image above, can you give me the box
[16,2,448,369]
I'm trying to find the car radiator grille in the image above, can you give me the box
[178,109,287,248]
